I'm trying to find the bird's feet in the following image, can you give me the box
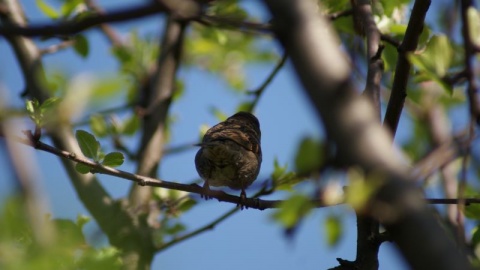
[201,182,212,200]
[237,190,248,210]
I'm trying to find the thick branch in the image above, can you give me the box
[383,0,431,138]
[129,17,187,210]
[262,1,470,269]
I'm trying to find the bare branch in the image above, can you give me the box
[461,0,480,123]
[129,17,187,212]
[246,51,288,112]
[352,0,384,120]
[383,0,431,138]
[39,39,75,55]
[156,207,239,252]
[0,1,199,37]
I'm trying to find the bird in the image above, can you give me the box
[195,111,262,208]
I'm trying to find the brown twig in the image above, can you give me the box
[39,39,75,55]
[246,51,288,112]
[0,1,199,37]
[353,0,384,120]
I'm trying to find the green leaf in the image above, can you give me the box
[464,186,480,219]
[90,114,108,137]
[76,214,91,228]
[25,99,42,125]
[39,97,60,112]
[271,158,301,190]
[35,0,59,19]
[75,163,91,174]
[73,35,89,58]
[236,102,254,113]
[53,218,86,247]
[294,137,325,176]
[177,199,198,213]
[102,152,124,167]
[122,114,140,136]
[408,35,453,94]
[164,222,187,236]
[75,130,101,160]
[324,214,342,247]
[60,0,83,18]
[272,194,314,228]
[209,107,228,121]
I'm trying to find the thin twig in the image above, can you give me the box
[0,1,199,37]
[84,0,124,47]
[156,207,238,251]
[247,51,288,112]
[39,40,75,55]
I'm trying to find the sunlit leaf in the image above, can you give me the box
[60,0,83,18]
[294,137,325,176]
[164,222,187,236]
[90,114,108,137]
[271,158,302,190]
[324,214,343,247]
[102,152,124,167]
[75,163,91,174]
[75,130,101,160]
[122,114,140,136]
[408,35,453,94]
[35,0,59,19]
[272,194,314,228]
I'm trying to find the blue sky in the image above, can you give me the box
[1,0,463,269]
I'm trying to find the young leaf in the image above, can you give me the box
[73,35,89,58]
[35,0,59,19]
[271,158,301,190]
[90,114,108,137]
[75,130,101,161]
[122,114,140,136]
[324,214,343,247]
[102,152,124,167]
[294,137,325,176]
[39,97,60,112]
[75,163,90,174]
[25,99,42,126]
[272,194,314,229]
[60,0,83,18]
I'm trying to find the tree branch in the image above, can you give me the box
[262,0,470,269]
[461,0,480,124]
[129,16,187,214]
[246,51,288,112]
[353,0,384,120]
[0,1,199,37]
[383,0,431,138]
[156,207,239,252]
[7,131,480,211]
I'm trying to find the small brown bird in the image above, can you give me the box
[195,112,262,206]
